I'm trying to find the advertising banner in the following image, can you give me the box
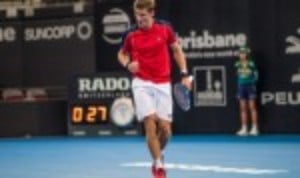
[170,0,250,133]
[68,72,141,136]
[0,21,23,87]
[23,16,96,86]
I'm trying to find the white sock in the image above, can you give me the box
[154,159,163,169]
[251,124,257,130]
[241,125,247,131]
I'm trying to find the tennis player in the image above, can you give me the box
[117,0,191,177]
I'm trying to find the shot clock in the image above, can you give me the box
[70,104,108,124]
[67,73,140,136]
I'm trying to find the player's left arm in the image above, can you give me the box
[250,60,259,82]
[170,42,192,89]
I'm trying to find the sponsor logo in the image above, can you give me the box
[78,77,131,92]
[193,66,227,106]
[110,97,135,127]
[261,91,300,106]
[261,71,300,106]
[285,28,300,54]
[102,8,131,45]
[76,21,93,40]
[0,27,16,42]
[24,21,93,41]
[291,69,300,83]
[77,76,131,100]
[178,30,247,59]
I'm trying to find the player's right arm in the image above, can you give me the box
[118,49,139,73]
[118,49,131,68]
[118,33,139,73]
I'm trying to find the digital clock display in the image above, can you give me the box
[70,104,108,124]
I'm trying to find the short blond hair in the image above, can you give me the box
[134,0,156,12]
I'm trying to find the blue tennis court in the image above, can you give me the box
[0,135,299,178]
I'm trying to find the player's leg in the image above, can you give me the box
[132,84,160,158]
[132,83,164,177]
[157,120,172,153]
[236,86,248,136]
[144,114,169,178]
[155,83,173,153]
[237,99,248,136]
[247,85,259,136]
[157,120,171,167]
[248,99,259,136]
[152,83,172,178]
[143,115,162,164]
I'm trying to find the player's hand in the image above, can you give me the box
[127,61,139,73]
[181,76,193,90]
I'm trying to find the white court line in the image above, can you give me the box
[121,162,288,175]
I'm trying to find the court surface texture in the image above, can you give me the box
[0,135,299,178]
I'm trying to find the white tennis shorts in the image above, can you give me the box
[132,77,173,122]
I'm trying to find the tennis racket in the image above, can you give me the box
[173,76,193,111]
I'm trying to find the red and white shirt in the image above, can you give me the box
[121,20,177,83]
